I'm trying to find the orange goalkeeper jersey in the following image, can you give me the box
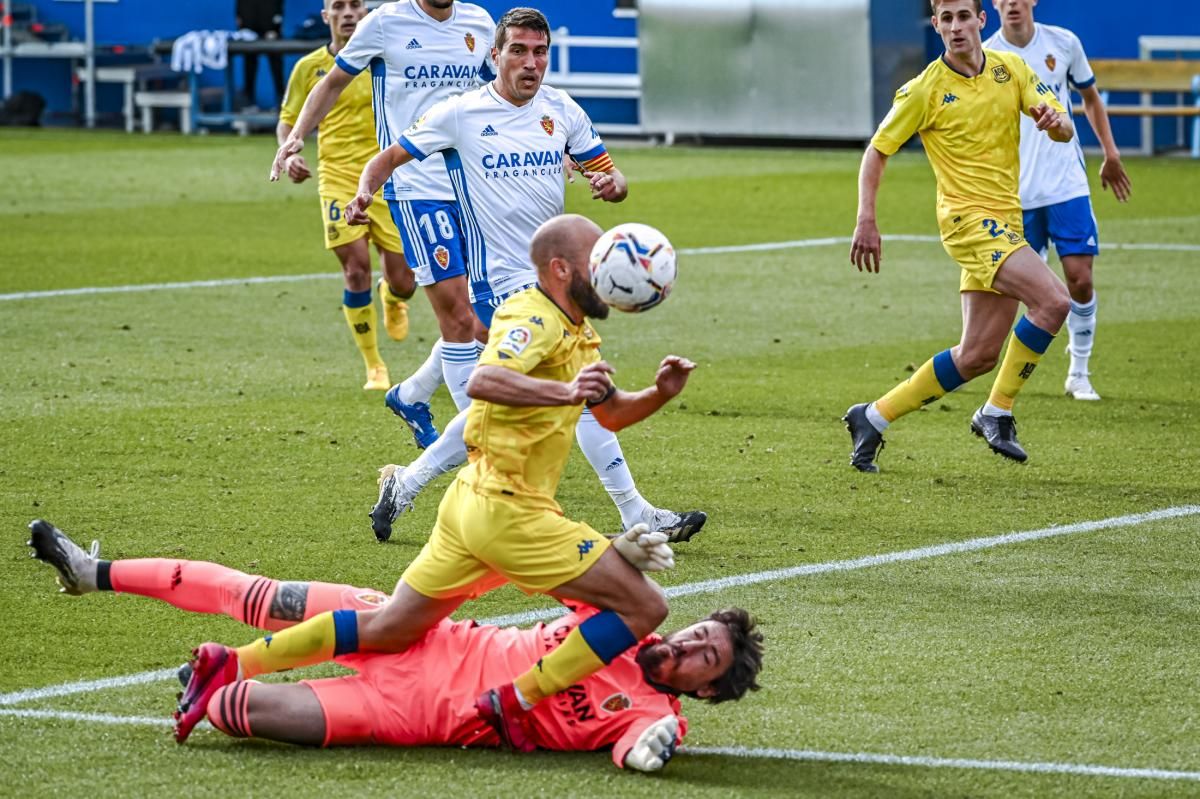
[335,605,686,767]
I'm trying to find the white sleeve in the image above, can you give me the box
[564,95,607,165]
[334,10,383,76]
[1067,32,1096,90]
[397,96,460,161]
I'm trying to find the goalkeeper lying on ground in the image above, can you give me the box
[28,520,763,772]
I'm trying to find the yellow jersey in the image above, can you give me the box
[459,287,603,511]
[871,49,1066,237]
[279,45,379,195]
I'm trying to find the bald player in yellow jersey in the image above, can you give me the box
[843,0,1074,471]
[178,214,699,753]
[277,0,415,391]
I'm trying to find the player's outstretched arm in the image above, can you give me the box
[850,146,888,274]
[588,355,695,432]
[1078,85,1131,202]
[344,144,414,226]
[269,66,355,181]
[467,362,615,407]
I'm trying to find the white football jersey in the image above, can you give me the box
[335,0,495,202]
[399,83,610,302]
[984,23,1095,210]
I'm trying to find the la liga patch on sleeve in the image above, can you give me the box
[498,326,532,356]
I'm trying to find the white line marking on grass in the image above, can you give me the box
[685,746,1200,782]
[0,668,179,706]
[3,236,1198,302]
[7,505,1194,708]
[0,709,1195,783]
[0,273,334,302]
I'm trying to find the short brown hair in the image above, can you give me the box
[930,0,982,12]
[701,607,764,704]
[494,7,552,51]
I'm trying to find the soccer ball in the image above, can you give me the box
[589,223,677,313]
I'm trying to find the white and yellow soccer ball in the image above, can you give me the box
[588,223,677,313]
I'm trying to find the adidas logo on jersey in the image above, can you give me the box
[406,38,422,50]
[481,124,499,137]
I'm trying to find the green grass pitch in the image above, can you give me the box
[1,129,1199,797]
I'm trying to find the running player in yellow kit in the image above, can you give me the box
[844,0,1075,470]
[277,0,415,390]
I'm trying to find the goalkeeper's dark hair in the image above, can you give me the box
[702,607,763,704]
[494,7,551,52]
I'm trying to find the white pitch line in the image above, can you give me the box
[5,505,1197,708]
[685,746,1200,782]
[0,667,179,707]
[3,236,1198,302]
[0,709,1195,783]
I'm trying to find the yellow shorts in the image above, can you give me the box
[318,186,402,253]
[941,212,1029,293]
[401,477,610,601]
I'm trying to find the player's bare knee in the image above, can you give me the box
[437,307,476,342]
[625,579,668,637]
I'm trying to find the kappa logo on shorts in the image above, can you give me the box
[499,326,532,356]
[992,250,1004,263]
[577,539,596,560]
[434,245,450,269]
[601,693,632,713]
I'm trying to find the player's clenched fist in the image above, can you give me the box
[569,361,615,404]
[624,715,680,771]
[345,191,374,226]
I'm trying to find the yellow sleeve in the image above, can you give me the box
[480,310,561,375]
[870,79,929,156]
[278,56,312,127]
[1015,56,1066,116]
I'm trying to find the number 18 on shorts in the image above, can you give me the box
[388,199,469,287]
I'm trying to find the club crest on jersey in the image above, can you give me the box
[499,326,532,355]
[601,693,632,713]
[1045,54,1056,71]
[992,64,1011,84]
[434,245,450,269]
[540,115,555,136]
[465,32,476,52]
[355,591,388,606]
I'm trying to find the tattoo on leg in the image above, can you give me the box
[269,582,310,622]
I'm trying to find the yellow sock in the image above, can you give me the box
[378,279,405,305]
[236,610,356,678]
[875,349,965,422]
[514,626,606,705]
[342,297,383,370]
[987,316,1054,411]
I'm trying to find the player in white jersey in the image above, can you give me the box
[985,0,1132,401]
[271,0,497,442]
[348,7,707,545]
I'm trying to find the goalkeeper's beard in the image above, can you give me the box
[569,271,610,320]
[635,640,678,694]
